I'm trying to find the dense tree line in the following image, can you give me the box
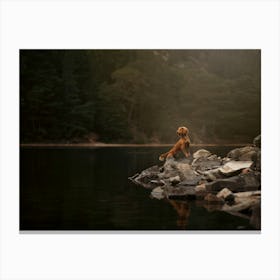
[20,50,260,144]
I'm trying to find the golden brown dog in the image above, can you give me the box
[159,126,191,161]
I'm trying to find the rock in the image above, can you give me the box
[162,158,200,182]
[176,162,197,180]
[204,193,224,204]
[193,149,212,159]
[207,154,219,161]
[194,184,207,199]
[234,196,260,205]
[252,150,261,171]
[178,176,202,186]
[222,197,260,212]
[253,135,261,148]
[240,172,261,191]
[150,180,165,186]
[205,171,218,181]
[169,175,181,185]
[165,186,196,199]
[227,146,260,161]
[205,176,243,192]
[241,168,251,174]
[192,152,223,173]
[222,157,231,163]
[195,183,206,192]
[129,140,261,228]
[227,145,261,171]
[234,190,261,198]
[192,157,222,172]
[160,158,181,179]
[202,167,225,181]
[151,187,165,200]
[219,160,253,176]
[132,165,160,189]
[234,190,261,204]
[217,188,233,200]
[205,172,260,193]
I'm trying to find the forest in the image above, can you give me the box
[20,50,261,144]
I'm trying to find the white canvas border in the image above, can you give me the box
[1,0,280,280]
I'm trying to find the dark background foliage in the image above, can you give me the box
[20,50,260,144]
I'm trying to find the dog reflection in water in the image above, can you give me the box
[168,199,191,229]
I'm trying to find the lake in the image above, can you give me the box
[20,146,257,231]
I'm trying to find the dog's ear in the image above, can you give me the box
[183,127,189,135]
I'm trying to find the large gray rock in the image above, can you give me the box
[162,158,200,182]
[192,156,222,172]
[227,146,260,161]
[131,165,161,189]
[205,172,260,193]
[219,160,253,176]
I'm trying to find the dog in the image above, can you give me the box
[159,126,191,161]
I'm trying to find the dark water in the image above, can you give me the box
[20,146,256,231]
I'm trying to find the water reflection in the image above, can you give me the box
[167,199,190,229]
[21,147,258,230]
[167,198,260,230]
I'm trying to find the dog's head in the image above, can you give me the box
[177,126,189,137]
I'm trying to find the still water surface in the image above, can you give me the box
[20,146,255,230]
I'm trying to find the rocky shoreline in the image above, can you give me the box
[129,135,261,229]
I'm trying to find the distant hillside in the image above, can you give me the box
[20,50,261,144]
